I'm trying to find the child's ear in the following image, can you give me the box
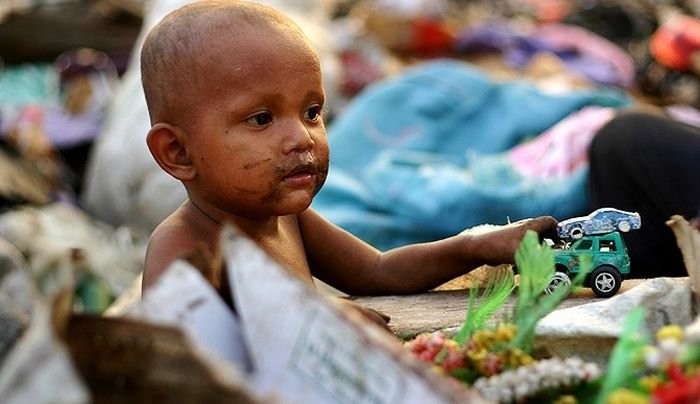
[146,123,196,181]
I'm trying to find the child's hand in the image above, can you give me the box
[332,297,392,333]
[464,216,558,266]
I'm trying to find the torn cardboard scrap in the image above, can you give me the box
[221,225,485,404]
[129,260,251,371]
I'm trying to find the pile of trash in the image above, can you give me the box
[2,0,700,245]
[2,0,700,402]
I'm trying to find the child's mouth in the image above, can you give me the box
[283,163,317,186]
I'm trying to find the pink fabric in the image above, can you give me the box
[509,106,616,180]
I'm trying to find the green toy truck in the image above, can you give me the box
[547,231,631,298]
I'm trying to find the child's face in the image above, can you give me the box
[183,24,329,219]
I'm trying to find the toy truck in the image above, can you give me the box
[547,231,631,298]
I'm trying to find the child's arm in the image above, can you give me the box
[299,208,557,295]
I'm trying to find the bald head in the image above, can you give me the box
[140,0,314,125]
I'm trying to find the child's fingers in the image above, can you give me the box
[528,216,559,241]
[334,297,392,332]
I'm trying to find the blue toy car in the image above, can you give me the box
[557,208,641,240]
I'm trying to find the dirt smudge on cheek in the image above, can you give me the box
[262,186,283,205]
[314,156,330,194]
[314,170,328,194]
[257,165,288,204]
[242,158,272,170]
[231,175,268,196]
[232,186,254,193]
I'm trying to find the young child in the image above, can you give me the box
[140,0,556,298]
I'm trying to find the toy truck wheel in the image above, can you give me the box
[545,272,571,295]
[570,226,584,239]
[618,221,631,232]
[590,265,622,297]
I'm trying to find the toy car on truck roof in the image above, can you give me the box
[557,207,641,240]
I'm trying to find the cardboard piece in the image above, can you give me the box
[667,215,700,292]
[65,315,261,403]
[221,225,484,404]
[129,260,252,371]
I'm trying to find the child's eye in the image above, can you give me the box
[304,105,323,122]
[246,112,273,126]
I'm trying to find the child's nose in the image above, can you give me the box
[283,120,315,154]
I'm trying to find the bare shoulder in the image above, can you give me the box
[143,206,219,290]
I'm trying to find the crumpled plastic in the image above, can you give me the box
[0,203,146,311]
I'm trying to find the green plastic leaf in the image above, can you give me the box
[454,266,515,344]
[513,231,555,321]
[454,287,479,345]
[679,344,700,367]
[595,307,648,404]
[510,230,586,351]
